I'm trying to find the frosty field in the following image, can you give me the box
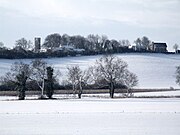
[1,53,180,135]
[0,98,180,135]
[0,53,180,88]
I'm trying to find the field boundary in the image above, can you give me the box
[0,88,179,96]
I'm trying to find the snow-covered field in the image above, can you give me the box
[1,53,180,134]
[0,98,180,135]
[0,54,180,135]
[0,53,180,88]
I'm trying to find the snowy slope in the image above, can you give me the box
[0,53,180,88]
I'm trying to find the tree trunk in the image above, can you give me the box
[39,79,46,99]
[46,67,54,99]
[109,81,114,98]
[16,72,27,100]
[42,79,44,96]
[18,87,25,100]
[78,81,82,99]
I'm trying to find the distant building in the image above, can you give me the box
[52,45,85,53]
[34,37,41,53]
[150,42,167,53]
[176,50,180,54]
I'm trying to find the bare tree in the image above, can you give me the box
[141,36,151,50]
[30,59,48,99]
[134,38,142,51]
[119,40,130,47]
[89,55,138,98]
[61,34,70,45]
[134,36,151,51]
[43,33,61,49]
[15,38,32,51]
[1,60,58,99]
[0,42,4,48]
[175,66,180,86]
[173,44,179,53]
[87,34,101,52]
[0,61,31,100]
[99,35,108,52]
[66,65,89,98]
[122,70,138,97]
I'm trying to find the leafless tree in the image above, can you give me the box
[15,38,32,51]
[89,54,138,98]
[0,61,31,100]
[30,59,48,98]
[175,66,180,86]
[87,34,101,52]
[173,44,179,53]
[0,42,4,48]
[134,36,151,51]
[43,33,61,49]
[66,65,90,98]
[134,38,142,51]
[119,40,130,47]
[1,59,58,99]
[99,35,108,51]
[141,36,151,50]
[121,70,138,97]
[61,34,70,45]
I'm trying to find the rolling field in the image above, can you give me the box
[0,53,180,88]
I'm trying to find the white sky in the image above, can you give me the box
[0,0,180,51]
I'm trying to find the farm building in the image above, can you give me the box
[150,42,167,53]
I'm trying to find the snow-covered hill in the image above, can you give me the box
[0,53,180,88]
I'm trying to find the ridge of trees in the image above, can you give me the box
[0,34,170,59]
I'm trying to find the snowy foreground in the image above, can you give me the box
[1,97,180,135]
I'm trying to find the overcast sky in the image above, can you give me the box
[0,0,180,51]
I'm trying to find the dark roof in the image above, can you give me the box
[153,42,167,48]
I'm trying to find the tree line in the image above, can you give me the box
[1,54,180,100]
[43,33,132,53]
[0,55,138,99]
[0,34,162,59]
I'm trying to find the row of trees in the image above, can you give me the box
[43,33,131,53]
[134,36,151,51]
[135,37,180,53]
[0,34,154,59]
[42,34,158,53]
[0,55,138,99]
[0,59,55,99]
[2,53,180,100]
[3,34,179,59]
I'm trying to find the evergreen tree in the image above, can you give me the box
[45,66,54,99]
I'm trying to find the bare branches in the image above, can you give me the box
[176,66,180,85]
[0,59,59,99]
[15,38,32,51]
[89,54,138,98]
[66,65,90,98]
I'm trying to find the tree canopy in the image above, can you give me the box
[89,55,138,98]
[15,38,32,51]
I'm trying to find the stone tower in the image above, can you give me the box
[34,37,41,53]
